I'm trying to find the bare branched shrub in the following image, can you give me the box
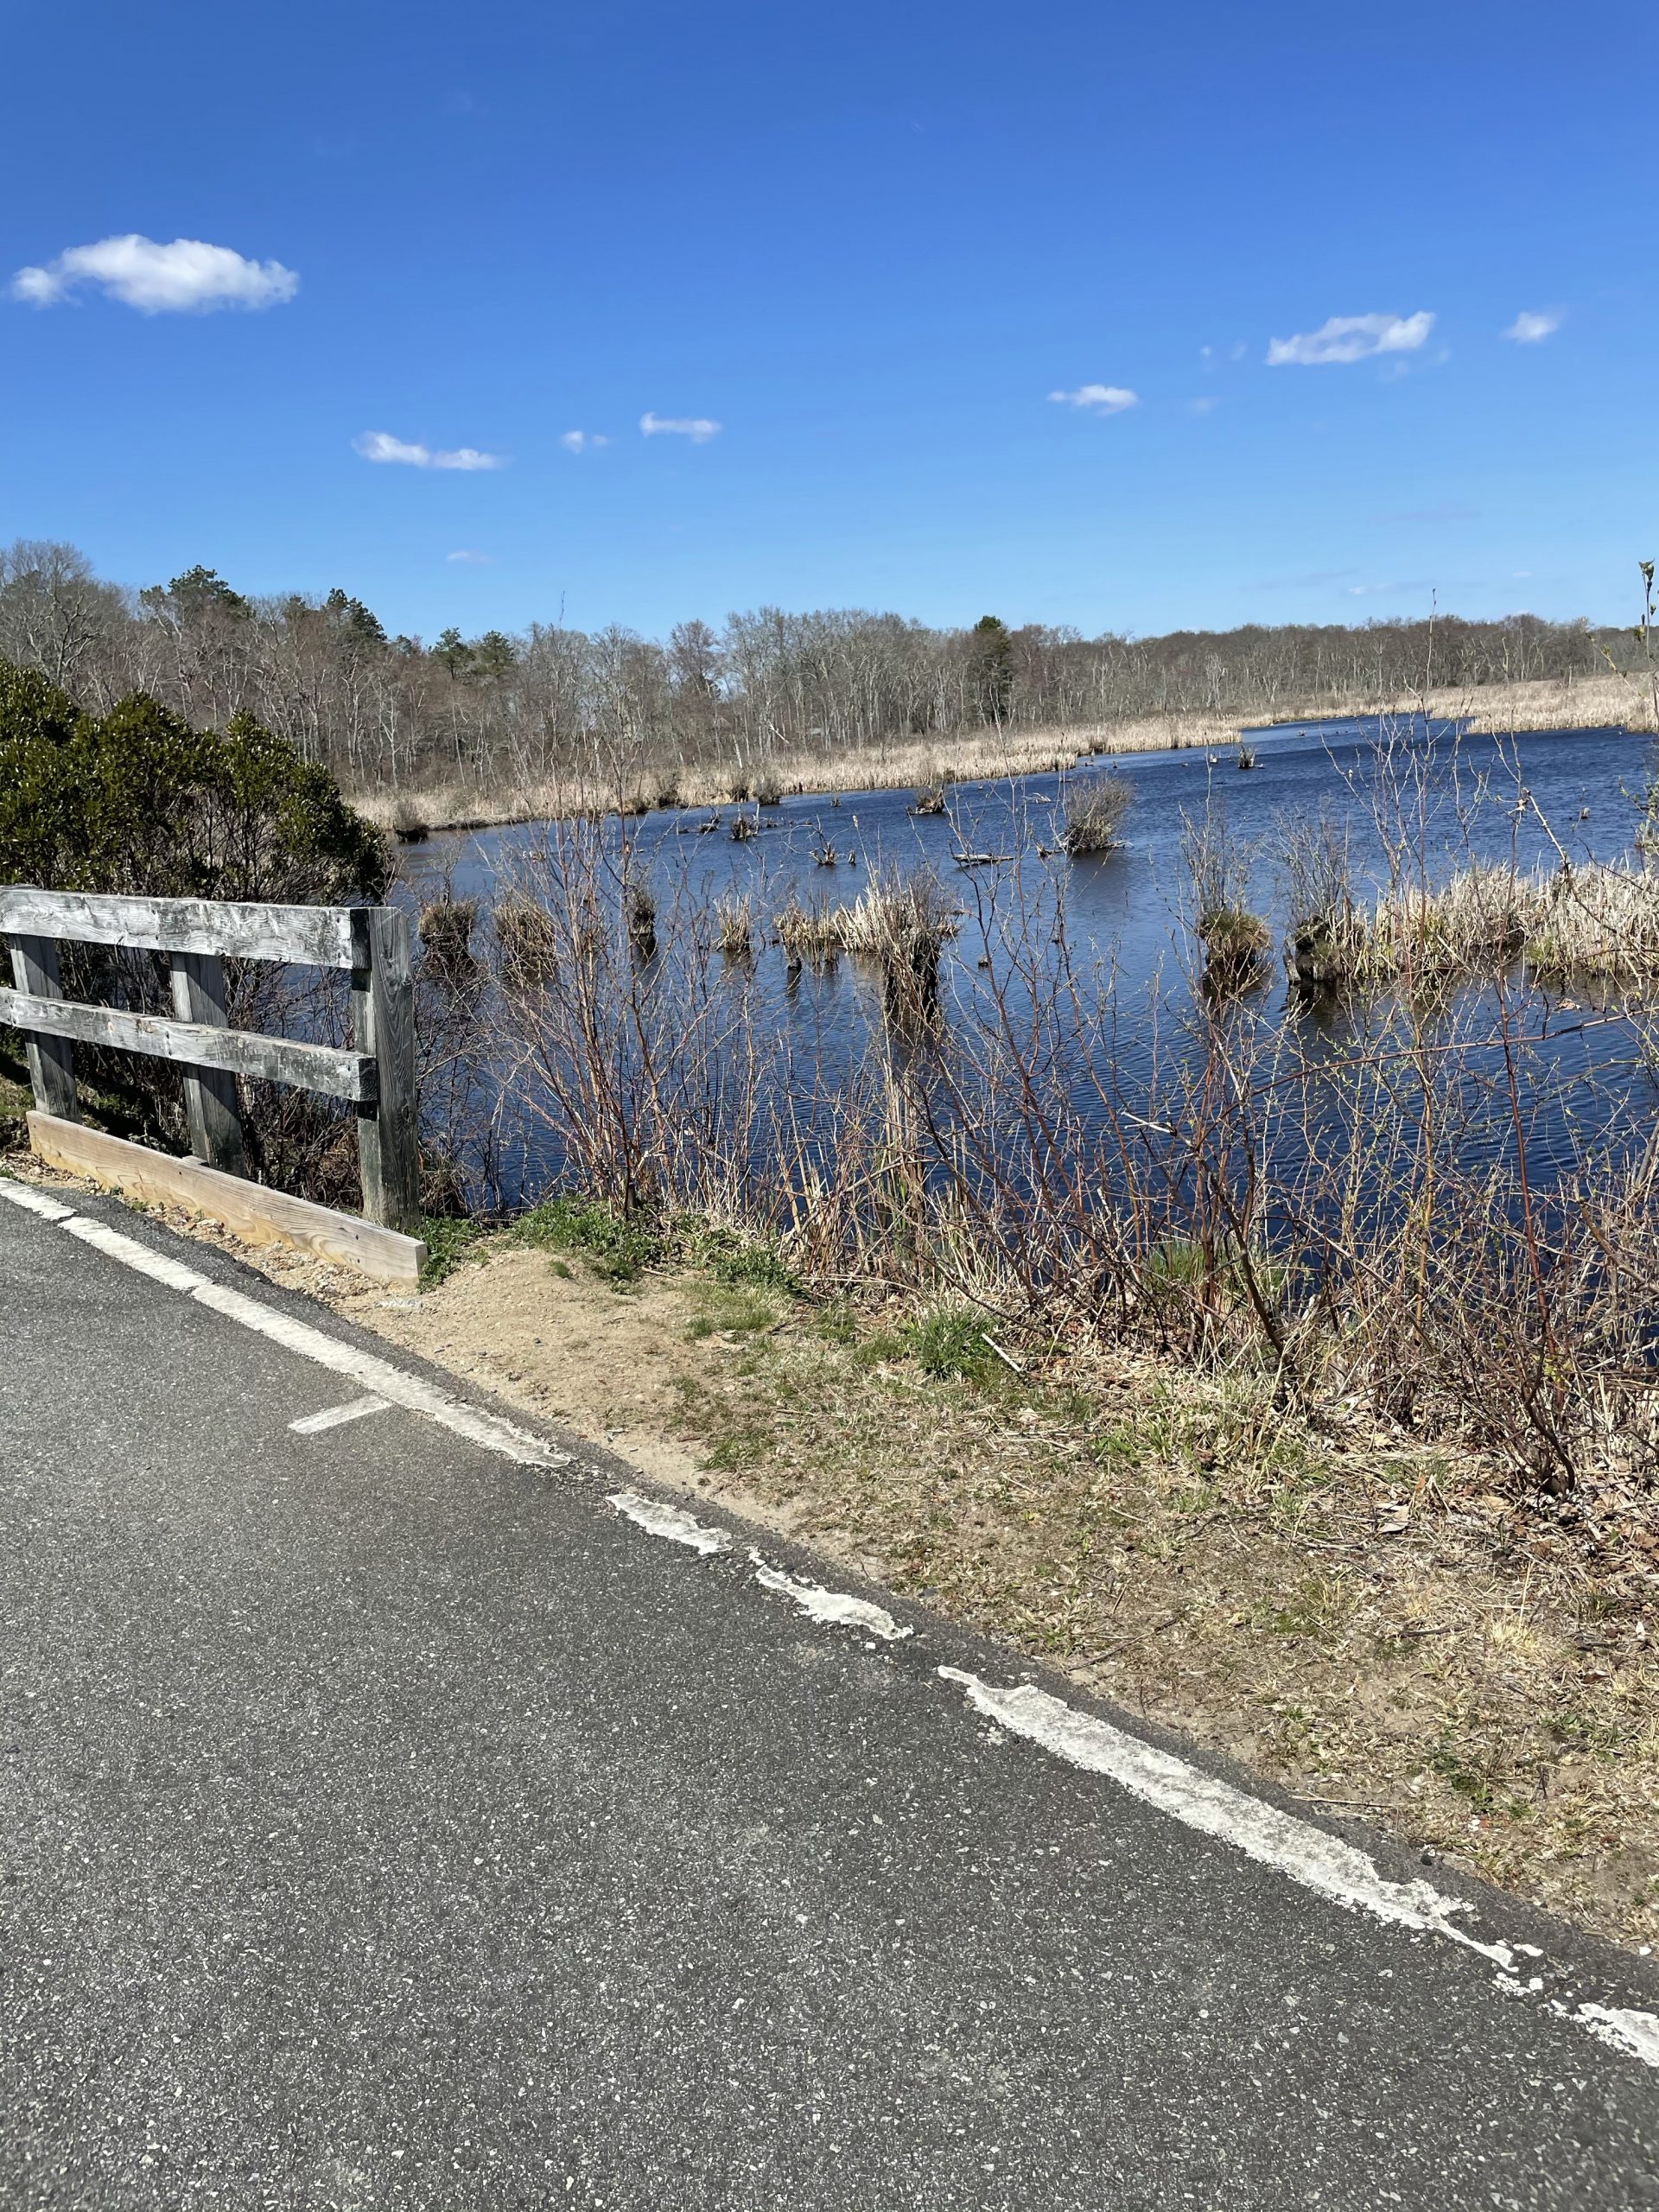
[1281,808,1372,988]
[1181,799,1269,990]
[474,772,1659,1512]
[1060,772,1134,855]
[419,895,480,983]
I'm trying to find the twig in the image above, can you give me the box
[980,1330,1026,1374]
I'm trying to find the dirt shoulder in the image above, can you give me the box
[12,1155,1656,1959]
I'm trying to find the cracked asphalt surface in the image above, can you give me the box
[3,1189,1657,2208]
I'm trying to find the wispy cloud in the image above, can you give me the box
[1267,312,1433,366]
[353,431,505,471]
[640,410,721,442]
[10,234,298,313]
[1189,396,1218,416]
[560,429,609,453]
[1503,308,1562,344]
[446,548,496,564]
[1345,579,1435,598]
[1047,383,1138,416]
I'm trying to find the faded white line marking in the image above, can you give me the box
[27,1203,569,1471]
[939,1667,1659,2071]
[1571,2004,1659,2068]
[0,1179,77,1223]
[290,1395,391,1435]
[607,1491,728,1554]
[188,1281,569,1468]
[750,1551,912,1641]
[66,1216,212,1293]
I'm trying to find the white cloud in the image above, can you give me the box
[353,430,504,471]
[1189,396,1218,416]
[10,234,298,313]
[1503,308,1562,344]
[1047,383,1139,416]
[639,410,721,442]
[446,549,496,564]
[560,429,609,453]
[1267,311,1433,366]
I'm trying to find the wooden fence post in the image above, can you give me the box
[7,935,77,1120]
[168,949,246,1175]
[352,906,420,1234]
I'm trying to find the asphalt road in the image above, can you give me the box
[3,1183,1657,2209]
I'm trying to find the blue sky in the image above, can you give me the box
[2,0,1648,643]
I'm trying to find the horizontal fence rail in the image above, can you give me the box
[0,989,378,1103]
[0,887,363,968]
[0,886,421,1262]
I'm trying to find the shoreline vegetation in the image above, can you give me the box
[5,577,1659,1955]
[355,670,1656,838]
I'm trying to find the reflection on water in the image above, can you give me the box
[402,716,1658,1207]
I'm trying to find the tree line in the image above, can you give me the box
[0,537,1630,804]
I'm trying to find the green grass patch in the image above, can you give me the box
[419,1214,491,1288]
[686,1223,800,1294]
[510,1195,665,1283]
[903,1302,1000,1383]
[683,1283,783,1341]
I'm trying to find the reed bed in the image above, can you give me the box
[1279,861,1659,989]
[714,893,756,957]
[1060,772,1135,855]
[461,781,1659,1511]
[772,870,962,964]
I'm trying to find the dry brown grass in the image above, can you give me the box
[353,671,1656,836]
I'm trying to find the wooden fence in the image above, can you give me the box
[0,887,425,1287]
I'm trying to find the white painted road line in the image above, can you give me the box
[0,1179,569,1471]
[939,1665,1659,2069]
[0,1179,76,1222]
[607,1491,728,1554]
[290,1394,392,1435]
[65,1214,215,1294]
[750,1551,912,1641]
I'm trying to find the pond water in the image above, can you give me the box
[401,716,1659,1210]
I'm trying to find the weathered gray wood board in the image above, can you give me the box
[168,949,246,1175]
[353,906,421,1235]
[0,989,375,1103]
[26,1113,427,1291]
[0,887,358,968]
[3,891,420,1251]
[6,936,77,1118]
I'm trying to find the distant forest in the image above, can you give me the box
[0,538,1634,801]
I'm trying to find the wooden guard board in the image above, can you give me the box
[26,1113,427,1292]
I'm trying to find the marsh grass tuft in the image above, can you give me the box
[1060,772,1135,855]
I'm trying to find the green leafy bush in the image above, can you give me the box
[0,660,385,905]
